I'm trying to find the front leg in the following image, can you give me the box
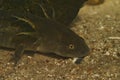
[10,44,25,66]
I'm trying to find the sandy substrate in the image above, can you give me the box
[0,0,120,80]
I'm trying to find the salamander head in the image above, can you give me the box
[54,30,90,58]
[36,25,90,59]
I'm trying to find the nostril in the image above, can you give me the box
[85,48,90,56]
[81,46,90,58]
[88,49,91,55]
[85,46,90,54]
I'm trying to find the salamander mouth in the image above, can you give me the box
[72,57,85,64]
[73,50,91,64]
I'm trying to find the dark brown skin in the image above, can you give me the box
[49,0,88,25]
[0,12,90,64]
[0,0,88,26]
[14,14,90,57]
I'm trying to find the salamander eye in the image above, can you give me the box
[68,44,75,50]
